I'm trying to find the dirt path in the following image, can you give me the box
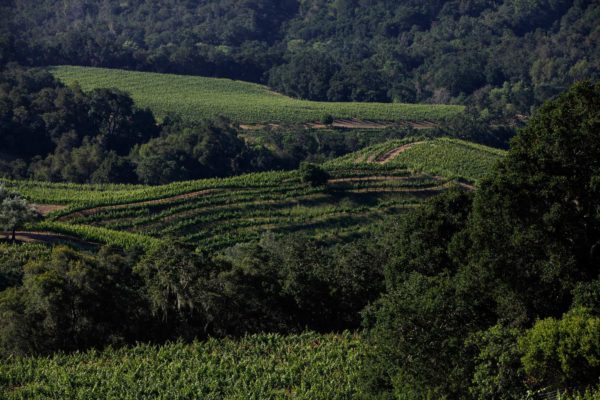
[328,175,424,184]
[59,189,216,221]
[33,204,68,216]
[345,185,448,194]
[240,119,437,130]
[307,118,390,129]
[0,231,97,246]
[370,141,425,164]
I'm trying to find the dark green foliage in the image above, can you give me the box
[3,0,598,111]
[321,114,335,125]
[299,162,330,187]
[382,188,472,282]
[85,88,159,154]
[0,246,146,356]
[133,244,228,339]
[365,273,475,398]
[0,66,157,183]
[462,81,600,325]
[0,232,385,357]
[132,122,267,184]
[362,190,476,397]
[220,234,385,332]
[364,82,600,398]
[268,50,338,101]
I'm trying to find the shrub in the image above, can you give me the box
[299,163,330,187]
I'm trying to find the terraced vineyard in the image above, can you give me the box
[0,332,365,399]
[38,168,450,250]
[50,66,465,125]
[3,139,505,251]
[327,137,506,182]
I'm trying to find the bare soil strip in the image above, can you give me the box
[370,141,425,163]
[240,119,437,130]
[328,175,429,183]
[33,204,68,216]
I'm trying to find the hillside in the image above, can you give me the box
[3,0,598,114]
[0,332,365,399]
[3,138,505,250]
[0,1,597,395]
[50,66,464,125]
[327,137,506,181]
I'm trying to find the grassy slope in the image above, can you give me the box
[0,332,365,400]
[2,138,504,251]
[327,137,506,182]
[50,66,464,124]
[38,168,448,251]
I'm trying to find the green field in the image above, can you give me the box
[0,332,365,399]
[2,139,504,251]
[327,137,506,181]
[49,66,465,124]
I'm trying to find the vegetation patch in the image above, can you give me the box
[50,66,465,125]
[0,332,365,400]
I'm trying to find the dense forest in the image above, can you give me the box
[2,0,599,117]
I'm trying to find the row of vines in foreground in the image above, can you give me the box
[0,332,365,400]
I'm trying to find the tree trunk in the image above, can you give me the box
[11,227,16,243]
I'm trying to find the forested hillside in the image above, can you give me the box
[2,0,599,116]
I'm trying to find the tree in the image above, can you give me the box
[361,190,476,398]
[0,187,39,242]
[468,324,526,399]
[299,163,330,187]
[519,307,600,392]
[133,244,227,338]
[363,273,475,398]
[462,81,600,324]
[87,88,159,154]
[0,246,145,355]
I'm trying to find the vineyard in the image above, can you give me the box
[327,137,506,181]
[49,66,465,125]
[0,332,365,399]
[1,138,505,251]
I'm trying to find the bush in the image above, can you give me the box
[321,114,335,125]
[299,163,330,187]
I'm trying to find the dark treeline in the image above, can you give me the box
[1,0,599,118]
[0,234,384,353]
[1,65,427,183]
[1,82,600,397]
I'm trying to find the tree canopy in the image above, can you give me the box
[1,0,598,113]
